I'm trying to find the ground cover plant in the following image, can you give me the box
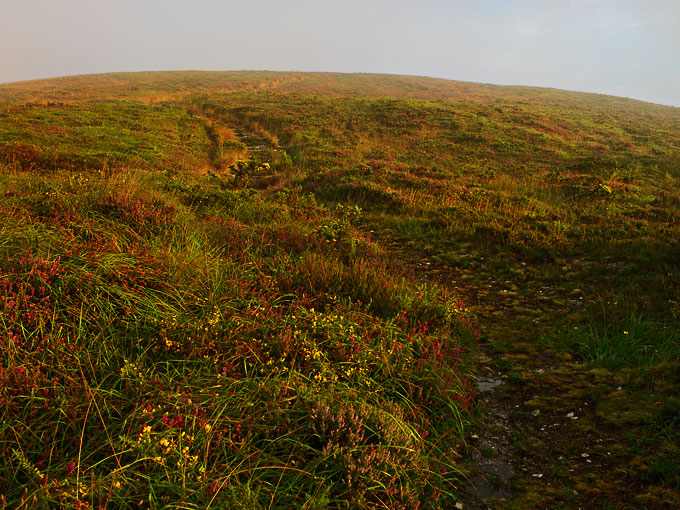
[1,71,679,508]
[0,158,476,508]
[0,100,211,173]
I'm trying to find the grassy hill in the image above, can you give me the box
[1,71,678,509]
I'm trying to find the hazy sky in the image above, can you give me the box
[2,0,678,106]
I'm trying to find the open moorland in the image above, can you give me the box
[1,71,679,509]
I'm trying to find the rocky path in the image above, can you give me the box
[228,126,281,163]
[371,234,667,509]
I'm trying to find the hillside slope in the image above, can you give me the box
[1,71,679,509]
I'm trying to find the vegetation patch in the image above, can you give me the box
[1,71,679,508]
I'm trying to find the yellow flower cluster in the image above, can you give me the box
[137,425,153,444]
[310,310,357,338]
[207,305,221,327]
[126,425,208,479]
[120,359,145,381]
[69,172,90,187]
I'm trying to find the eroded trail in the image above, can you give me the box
[371,234,673,509]
[187,97,283,167]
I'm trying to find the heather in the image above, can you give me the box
[0,166,475,509]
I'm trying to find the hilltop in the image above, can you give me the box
[1,71,679,509]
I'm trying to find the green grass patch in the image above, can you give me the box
[563,314,680,370]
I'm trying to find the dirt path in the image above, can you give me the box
[370,234,673,509]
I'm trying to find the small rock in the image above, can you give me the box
[455,503,464,510]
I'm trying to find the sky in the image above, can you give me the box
[2,0,679,107]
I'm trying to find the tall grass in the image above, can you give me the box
[0,169,476,509]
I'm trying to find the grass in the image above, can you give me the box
[1,70,679,508]
[562,312,680,370]
[0,100,211,172]
[0,166,476,509]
